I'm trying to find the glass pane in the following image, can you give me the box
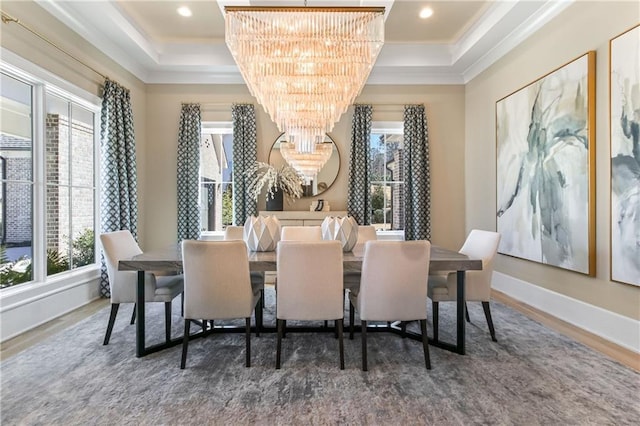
[1,73,33,182]
[47,185,71,276]
[221,182,233,227]
[384,134,404,181]
[46,94,70,186]
[199,181,233,233]
[369,133,386,182]
[201,134,223,182]
[199,180,215,232]
[1,182,33,287]
[370,184,389,229]
[71,103,95,188]
[71,187,95,268]
[388,183,405,231]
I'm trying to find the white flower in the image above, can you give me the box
[245,162,304,203]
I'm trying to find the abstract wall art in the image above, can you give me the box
[496,52,596,275]
[610,25,640,286]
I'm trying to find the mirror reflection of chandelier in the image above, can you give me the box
[280,140,333,181]
[225,5,385,155]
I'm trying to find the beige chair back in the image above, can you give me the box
[100,230,150,304]
[357,240,431,321]
[276,240,343,321]
[281,226,322,241]
[224,225,244,241]
[356,225,377,244]
[181,240,255,320]
[459,230,501,301]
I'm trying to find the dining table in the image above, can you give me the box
[118,243,482,358]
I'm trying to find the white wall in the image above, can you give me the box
[0,1,147,341]
[143,83,468,252]
[465,1,640,328]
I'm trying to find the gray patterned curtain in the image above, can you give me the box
[177,103,201,242]
[403,105,431,241]
[232,104,258,225]
[100,79,138,297]
[347,104,373,225]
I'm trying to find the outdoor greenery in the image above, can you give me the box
[72,229,95,267]
[0,229,95,289]
[371,186,385,223]
[222,185,233,226]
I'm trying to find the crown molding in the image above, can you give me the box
[35,0,570,86]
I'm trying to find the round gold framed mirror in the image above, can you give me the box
[268,133,340,197]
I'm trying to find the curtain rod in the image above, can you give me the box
[1,10,107,80]
[358,104,422,108]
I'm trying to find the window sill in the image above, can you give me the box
[0,265,100,312]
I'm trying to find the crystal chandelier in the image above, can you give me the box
[280,141,333,181]
[225,6,385,154]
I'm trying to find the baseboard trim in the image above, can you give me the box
[492,272,640,361]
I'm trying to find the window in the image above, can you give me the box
[0,67,99,289]
[199,122,233,233]
[45,93,96,274]
[370,122,404,231]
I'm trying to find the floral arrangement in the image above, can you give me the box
[245,161,304,203]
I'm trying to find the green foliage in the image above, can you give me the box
[46,249,69,276]
[1,229,94,288]
[222,186,233,225]
[72,229,95,267]
[371,186,384,210]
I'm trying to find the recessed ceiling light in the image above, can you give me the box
[419,7,433,19]
[177,6,192,17]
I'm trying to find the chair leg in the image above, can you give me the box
[361,320,368,371]
[400,321,407,338]
[276,319,284,369]
[465,302,471,323]
[349,301,355,340]
[432,301,439,342]
[337,319,345,370]
[103,303,120,345]
[130,304,136,325]
[482,301,497,342]
[164,302,172,343]
[420,319,432,370]
[255,290,264,337]
[180,320,191,369]
[181,292,184,317]
[245,317,251,367]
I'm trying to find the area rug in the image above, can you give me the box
[1,287,638,425]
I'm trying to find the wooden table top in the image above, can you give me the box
[119,243,482,273]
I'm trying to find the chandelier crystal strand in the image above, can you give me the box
[280,141,334,181]
[226,7,384,156]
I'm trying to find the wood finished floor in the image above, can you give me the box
[1,291,637,372]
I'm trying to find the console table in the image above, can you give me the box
[258,210,348,226]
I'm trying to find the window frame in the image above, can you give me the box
[199,121,234,239]
[370,121,405,237]
[0,51,101,295]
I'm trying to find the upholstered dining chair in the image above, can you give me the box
[100,230,184,346]
[427,229,501,342]
[349,240,432,371]
[279,225,326,328]
[280,225,323,241]
[276,240,345,369]
[343,225,377,294]
[180,240,261,369]
[224,225,265,330]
